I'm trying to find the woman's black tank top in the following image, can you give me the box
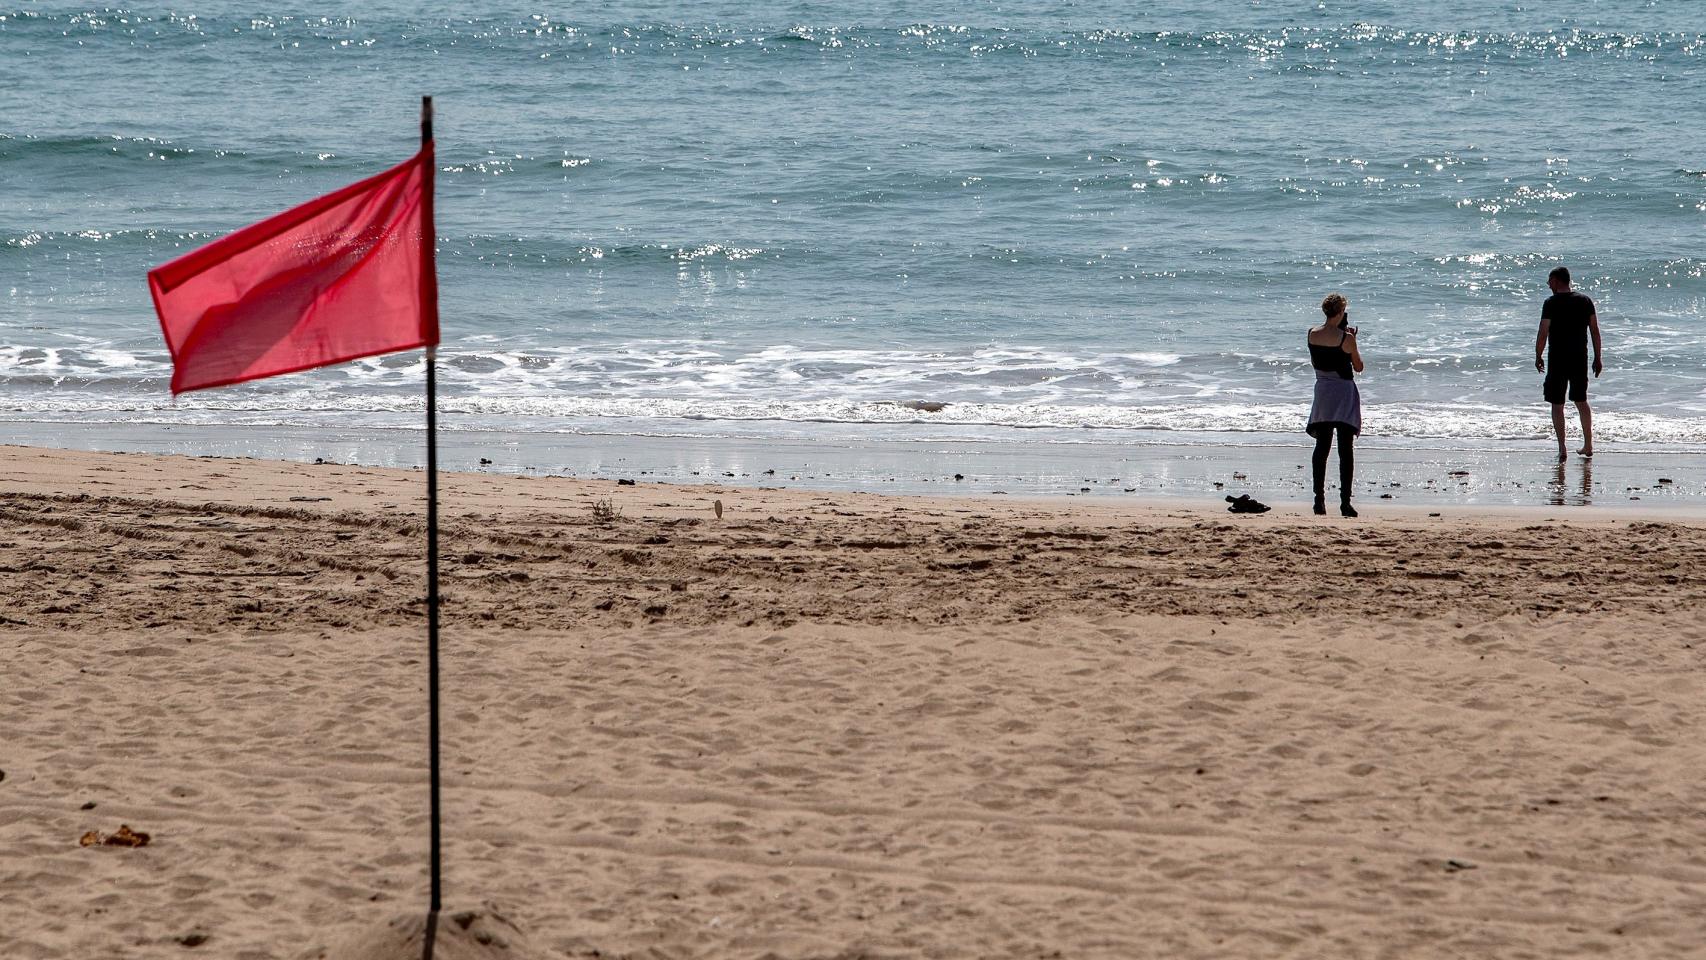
[1309,330,1354,380]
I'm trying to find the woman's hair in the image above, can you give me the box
[1320,293,1347,319]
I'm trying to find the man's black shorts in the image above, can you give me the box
[1544,366,1589,404]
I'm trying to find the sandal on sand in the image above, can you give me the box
[1225,494,1271,514]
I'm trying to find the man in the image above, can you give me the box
[1535,266,1603,462]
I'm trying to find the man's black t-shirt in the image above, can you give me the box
[1542,291,1595,369]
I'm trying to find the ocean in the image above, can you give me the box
[4,1,1706,489]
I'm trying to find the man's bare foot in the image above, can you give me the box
[1557,449,1568,463]
[1578,446,1594,458]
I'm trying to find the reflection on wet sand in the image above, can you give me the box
[1549,459,1594,506]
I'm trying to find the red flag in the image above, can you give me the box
[150,144,438,394]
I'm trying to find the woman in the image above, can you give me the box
[1306,293,1364,516]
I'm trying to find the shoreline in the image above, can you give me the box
[2,443,1701,527]
[6,418,1705,510]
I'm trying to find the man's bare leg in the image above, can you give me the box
[1551,402,1569,462]
[1576,400,1593,457]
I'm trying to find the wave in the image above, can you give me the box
[5,336,1704,446]
[0,133,211,163]
[10,213,1706,305]
[0,227,780,271]
[2,341,1703,448]
[8,143,1699,242]
[12,331,1706,395]
[0,343,1188,393]
[3,390,1705,445]
[5,11,1702,59]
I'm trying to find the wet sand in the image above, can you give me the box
[9,419,1706,507]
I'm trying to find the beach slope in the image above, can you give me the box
[2,446,1704,959]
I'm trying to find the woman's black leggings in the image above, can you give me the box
[1312,426,1355,501]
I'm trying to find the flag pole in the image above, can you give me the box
[421,94,443,960]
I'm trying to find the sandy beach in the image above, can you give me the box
[3,444,1705,959]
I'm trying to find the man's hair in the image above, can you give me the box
[1321,293,1347,318]
[1549,266,1570,285]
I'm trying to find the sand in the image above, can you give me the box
[3,444,1704,959]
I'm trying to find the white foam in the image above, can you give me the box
[6,389,1706,446]
[5,335,1706,446]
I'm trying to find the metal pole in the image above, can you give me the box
[421,94,442,960]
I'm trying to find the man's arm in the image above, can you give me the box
[1589,312,1603,377]
[1535,318,1550,373]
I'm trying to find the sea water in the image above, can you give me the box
[3,1,1705,468]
